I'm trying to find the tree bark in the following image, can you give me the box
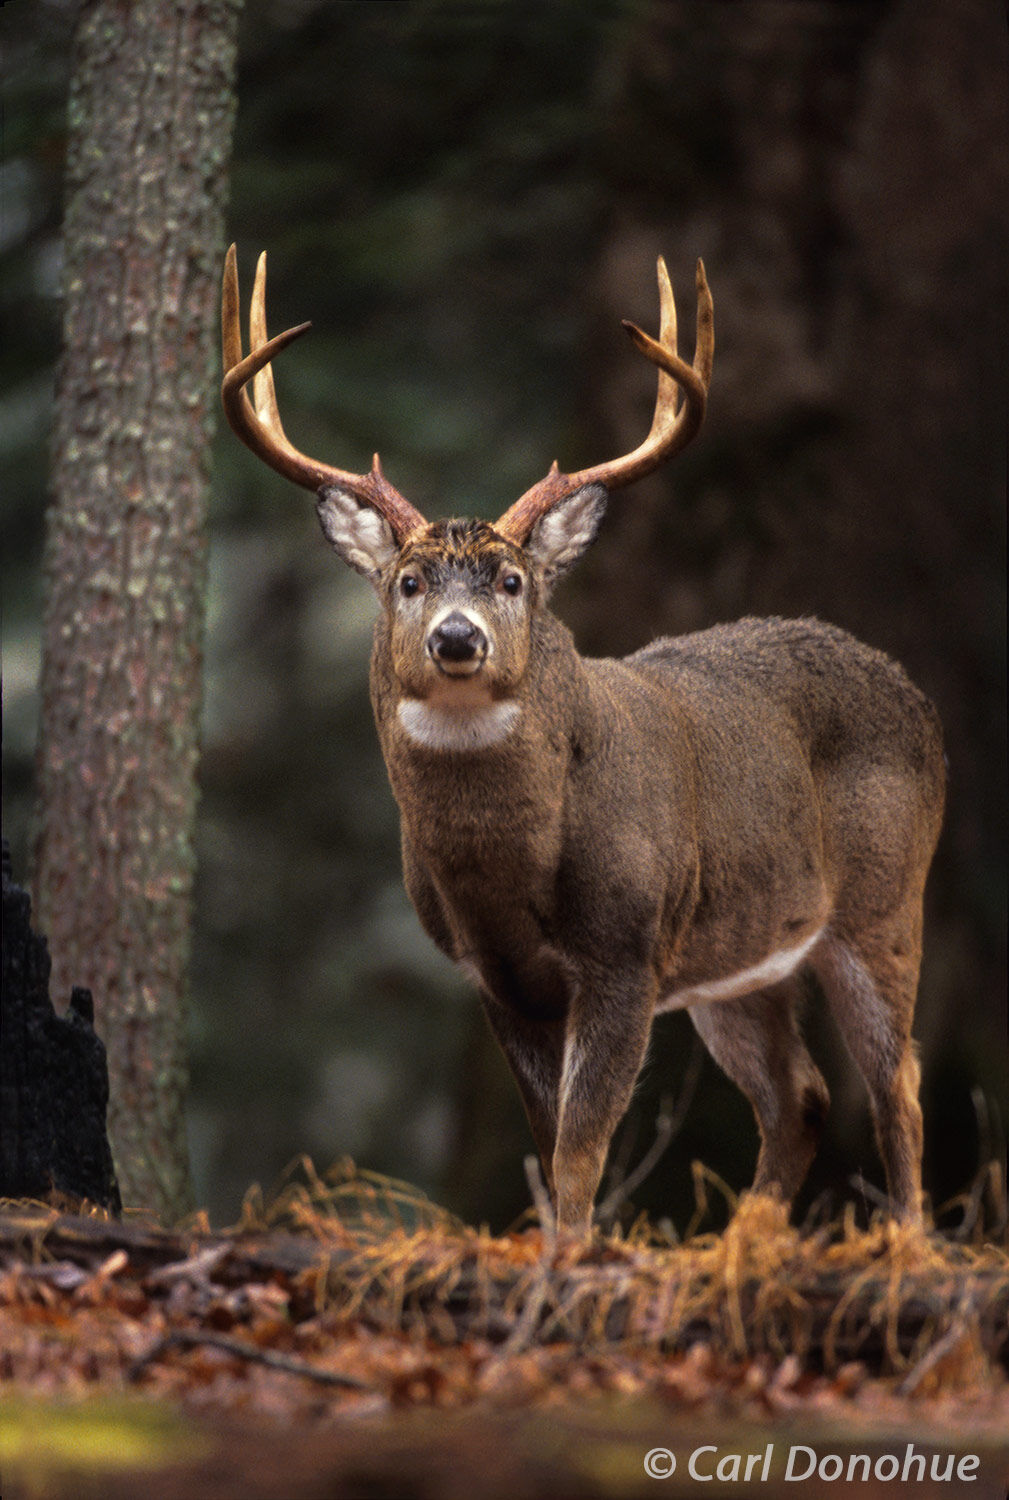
[32,0,242,1221]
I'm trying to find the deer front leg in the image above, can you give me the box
[480,998,565,1199]
[552,969,657,1236]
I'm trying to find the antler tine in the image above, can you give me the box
[495,257,714,545]
[222,241,244,373]
[250,251,288,443]
[651,254,680,426]
[220,245,428,542]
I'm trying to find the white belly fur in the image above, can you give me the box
[656,926,824,1012]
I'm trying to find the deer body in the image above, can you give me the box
[222,247,945,1234]
[370,583,943,1230]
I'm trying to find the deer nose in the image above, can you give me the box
[428,611,488,666]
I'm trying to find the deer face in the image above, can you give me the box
[317,486,608,703]
[387,519,534,701]
[315,486,607,751]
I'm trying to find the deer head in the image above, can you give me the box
[221,246,713,722]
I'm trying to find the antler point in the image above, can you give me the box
[622,319,649,351]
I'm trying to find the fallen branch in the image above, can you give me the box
[127,1329,372,1390]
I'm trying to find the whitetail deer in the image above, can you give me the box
[221,245,945,1235]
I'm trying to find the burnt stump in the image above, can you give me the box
[1,840,120,1210]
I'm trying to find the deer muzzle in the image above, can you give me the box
[427,610,489,676]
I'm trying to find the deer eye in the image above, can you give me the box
[399,573,425,599]
[500,572,523,597]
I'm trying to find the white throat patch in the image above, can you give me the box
[398,698,521,752]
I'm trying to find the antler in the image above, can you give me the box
[221,244,428,543]
[494,258,714,544]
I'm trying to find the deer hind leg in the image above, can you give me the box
[688,978,830,1205]
[810,918,924,1223]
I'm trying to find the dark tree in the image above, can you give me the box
[32,0,242,1221]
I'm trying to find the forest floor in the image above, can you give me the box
[1,1167,1008,1499]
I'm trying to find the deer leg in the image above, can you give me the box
[688,979,830,1205]
[480,999,565,1199]
[552,976,656,1235]
[811,917,924,1222]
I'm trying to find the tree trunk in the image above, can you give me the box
[32,0,242,1222]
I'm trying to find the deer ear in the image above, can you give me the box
[316,487,400,584]
[525,483,608,588]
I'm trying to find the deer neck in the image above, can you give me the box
[371,610,588,855]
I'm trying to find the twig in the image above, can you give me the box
[489,1157,558,1361]
[848,1172,891,1215]
[600,1109,640,1208]
[144,1245,230,1287]
[524,1153,556,1248]
[952,1092,1007,1241]
[953,1166,990,1244]
[127,1330,372,1390]
[597,1033,704,1227]
[897,1318,970,1396]
[599,1099,666,1227]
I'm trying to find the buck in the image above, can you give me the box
[221,245,945,1235]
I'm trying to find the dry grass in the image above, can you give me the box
[229,1157,1009,1390]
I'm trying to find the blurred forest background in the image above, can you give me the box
[3,0,1006,1231]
